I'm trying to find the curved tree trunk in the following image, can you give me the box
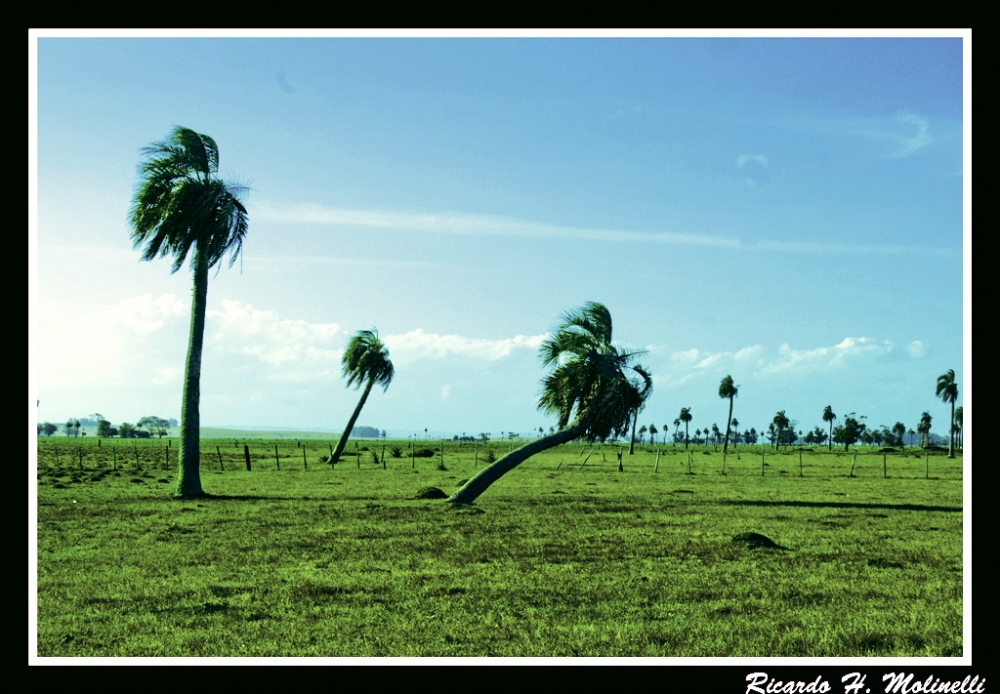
[722,396,734,455]
[684,422,689,449]
[176,245,209,498]
[828,421,833,451]
[447,424,584,504]
[330,379,375,466]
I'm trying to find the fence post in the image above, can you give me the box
[850,451,857,477]
[165,445,168,469]
[654,449,660,473]
[244,444,251,472]
[799,449,803,477]
[274,444,280,471]
[760,451,764,477]
[303,447,307,470]
[883,451,887,479]
[217,445,224,471]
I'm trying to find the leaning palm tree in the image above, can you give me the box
[936,369,959,458]
[822,406,836,452]
[679,408,692,449]
[447,302,652,504]
[719,375,738,455]
[892,421,907,450]
[129,126,249,498]
[329,330,395,466]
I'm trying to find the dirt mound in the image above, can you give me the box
[414,486,448,499]
[732,532,780,549]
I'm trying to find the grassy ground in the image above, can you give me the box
[34,439,963,657]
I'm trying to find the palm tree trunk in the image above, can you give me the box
[330,379,375,466]
[948,401,955,458]
[628,411,637,455]
[723,397,733,455]
[828,421,833,451]
[448,424,584,504]
[176,244,209,498]
[684,422,689,449]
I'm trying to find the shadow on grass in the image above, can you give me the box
[723,500,961,513]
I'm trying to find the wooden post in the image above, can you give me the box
[329,443,334,469]
[164,445,168,469]
[654,449,660,473]
[617,449,624,472]
[217,445,224,471]
[849,451,857,477]
[303,447,307,470]
[799,449,803,477]
[883,451,887,479]
[382,444,386,469]
[274,444,280,470]
[244,444,251,471]
[925,449,930,479]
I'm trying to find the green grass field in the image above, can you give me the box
[34,438,964,657]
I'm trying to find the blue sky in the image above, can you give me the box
[31,31,968,440]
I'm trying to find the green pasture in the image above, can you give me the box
[34,439,964,657]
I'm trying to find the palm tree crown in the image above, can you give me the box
[537,302,652,443]
[342,329,395,392]
[129,126,249,498]
[130,127,248,274]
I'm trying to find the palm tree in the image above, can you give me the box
[673,418,681,444]
[717,375,738,455]
[679,408,692,449]
[448,302,651,504]
[954,406,963,450]
[730,418,739,448]
[129,126,249,498]
[822,406,836,452]
[918,411,932,448]
[773,410,789,451]
[936,369,959,458]
[329,330,395,466]
[648,424,658,446]
[892,422,906,450]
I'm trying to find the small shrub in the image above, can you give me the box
[390,446,403,458]
[414,448,435,458]
[484,448,497,464]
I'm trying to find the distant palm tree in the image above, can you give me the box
[448,302,651,504]
[673,418,681,444]
[330,330,395,466]
[773,410,789,451]
[907,428,916,447]
[954,406,963,450]
[711,423,720,449]
[730,418,739,448]
[637,424,647,446]
[648,424,658,445]
[918,411,932,448]
[679,408,692,449]
[892,422,906,450]
[936,369,959,458]
[129,126,249,498]
[822,406,836,452]
[718,375,738,455]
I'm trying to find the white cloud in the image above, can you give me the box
[737,154,768,169]
[384,328,547,362]
[906,340,925,357]
[891,111,932,158]
[207,300,344,369]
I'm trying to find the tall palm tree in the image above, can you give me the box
[730,418,739,448]
[954,406,963,450]
[936,369,959,458]
[648,424,658,446]
[129,126,249,498]
[718,375,738,455]
[673,418,681,444]
[330,330,395,466]
[822,406,836,452]
[448,302,652,504]
[679,408,692,449]
[773,410,789,451]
